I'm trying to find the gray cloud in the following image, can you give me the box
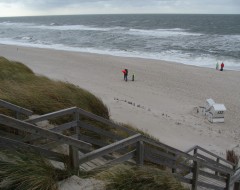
[0,0,239,15]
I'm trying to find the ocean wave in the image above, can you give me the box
[128,28,202,37]
[0,22,34,27]
[28,24,116,31]
[1,37,239,71]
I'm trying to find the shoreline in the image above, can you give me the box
[0,43,239,72]
[1,44,240,158]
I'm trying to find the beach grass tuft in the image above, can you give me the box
[0,149,72,190]
[226,150,239,165]
[95,164,187,190]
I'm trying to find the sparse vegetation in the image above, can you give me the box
[0,149,71,190]
[226,150,239,165]
[95,164,187,190]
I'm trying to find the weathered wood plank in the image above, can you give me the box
[73,134,108,147]
[51,121,78,132]
[0,129,25,141]
[143,136,188,159]
[103,150,136,166]
[201,161,234,175]
[197,181,225,190]
[197,146,235,167]
[192,160,199,190]
[69,145,80,170]
[145,145,177,161]
[25,107,78,123]
[23,121,78,143]
[143,136,233,175]
[79,134,141,164]
[230,168,240,185]
[77,108,136,135]
[199,170,226,183]
[80,121,122,141]
[185,145,198,154]
[174,174,192,184]
[0,99,33,116]
[0,114,92,151]
[0,136,65,162]
[136,141,144,166]
[196,153,233,173]
[145,153,193,173]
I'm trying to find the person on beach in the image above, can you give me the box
[220,62,224,71]
[216,62,219,70]
[122,69,128,81]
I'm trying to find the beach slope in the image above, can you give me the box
[1,44,240,157]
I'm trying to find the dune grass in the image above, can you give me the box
[226,150,239,166]
[0,56,109,119]
[0,149,72,190]
[95,164,187,190]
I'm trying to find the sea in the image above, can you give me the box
[0,14,239,70]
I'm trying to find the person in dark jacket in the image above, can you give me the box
[124,69,128,81]
[220,62,224,71]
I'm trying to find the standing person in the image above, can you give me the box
[122,69,128,81]
[220,62,224,71]
[124,69,128,81]
[132,73,135,81]
[216,62,219,70]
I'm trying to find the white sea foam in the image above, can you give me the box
[1,37,239,71]
[127,28,202,37]
[28,24,115,31]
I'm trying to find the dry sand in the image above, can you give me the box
[1,44,240,158]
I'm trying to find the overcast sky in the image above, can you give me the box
[0,0,239,17]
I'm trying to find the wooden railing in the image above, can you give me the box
[0,99,33,119]
[0,99,240,190]
[186,145,236,170]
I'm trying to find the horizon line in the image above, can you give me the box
[1,13,240,18]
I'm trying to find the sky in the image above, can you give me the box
[0,0,239,17]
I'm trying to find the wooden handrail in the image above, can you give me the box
[0,99,33,116]
[196,146,235,167]
[0,136,65,162]
[25,107,78,123]
[142,136,234,175]
[79,134,142,164]
[186,145,236,168]
[77,108,136,135]
[0,114,92,151]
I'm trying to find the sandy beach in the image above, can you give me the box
[1,44,240,158]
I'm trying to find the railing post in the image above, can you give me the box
[172,153,176,173]
[136,141,144,166]
[234,182,240,190]
[74,109,80,139]
[16,111,20,119]
[69,109,80,171]
[226,173,231,190]
[193,147,198,156]
[69,146,79,171]
[192,160,199,190]
[215,158,220,176]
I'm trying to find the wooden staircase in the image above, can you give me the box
[0,99,240,190]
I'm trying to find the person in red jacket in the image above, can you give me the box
[220,62,224,71]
